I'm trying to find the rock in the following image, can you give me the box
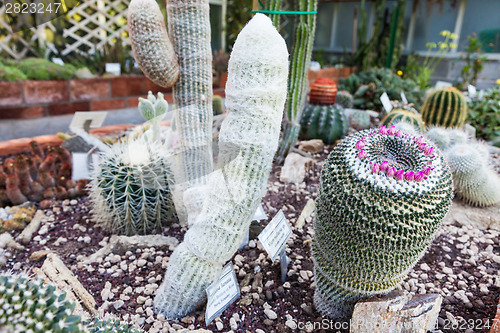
[295,199,315,230]
[0,232,24,251]
[280,152,314,184]
[29,250,53,262]
[264,308,277,320]
[17,210,45,244]
[420,263,430,271]
[298,139,324,154]
[83,235,179,263]
[75,67,95,79]
[443,200,500,230]
[350,290,442,333]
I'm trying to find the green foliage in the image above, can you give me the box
[381,108,425,132]
[421,87,468,128]
[339,68,423,111]
[312,128,453,318]
[18,58,77,80]
[458,33,487,89]
[300,104,348,144]
[467,85,500,141]
[226,0,253,50]
[0,64,27,81]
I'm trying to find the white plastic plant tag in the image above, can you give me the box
[105,63,121,75]
[258,210,292,262]
[205,263,241,326]
[380,92,393,113]
[52,57,64,66]
[435,81,452,89]
[280,248,290,283]
[400,91,408,104]
[69,111,107,131]
[468,85,477,97]
[72,152,90,181]
[252,204,267,221]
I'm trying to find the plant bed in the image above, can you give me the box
[2,141,500,333]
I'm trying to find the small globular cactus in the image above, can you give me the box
[212,95,224,116]
[335,90,354,108]
[445,143,500,207]
[89,138,175,235]
[381,108,425,133]
[313,126,453,318]
[309,78,337,105]
[421,87,468,128]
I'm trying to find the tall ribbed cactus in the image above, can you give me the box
[271,0,318,162]
[128,0,213,223]
[446,143,500,207]
[421,87,468,128]
[154,14,288,318]
[0,273,141,333]
[313,126,453,318]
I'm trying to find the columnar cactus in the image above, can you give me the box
[0,273,142,333]
[445,143,500,207]
[309,78,337,105]
[154,14,288,318]
[300,104,348,144]
[381,108,425,133]
[421,87,468,128]
[89,138,174,235]
[313,126,453,318]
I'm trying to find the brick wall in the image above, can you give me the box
[0,76,226,120]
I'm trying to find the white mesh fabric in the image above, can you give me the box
[154,13,289,318]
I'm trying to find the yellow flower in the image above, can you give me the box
[440,43,447,50]
[450,43,457,49]
[397,70,403,76]
[440,30,450,37]
[497,79,500,85]
[450,33,458,40]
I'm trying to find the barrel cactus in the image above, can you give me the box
[421,87,468,128]
[300,104,348,144]
[445,143,500,207]
[381,108,425,133]
[312,126,453,318]
[309,78,337,105]
[89,138,174,235]
[0,273,141,333]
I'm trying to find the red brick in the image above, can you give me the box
[48,101,90,116]
[144,77,172,94]
[110,76,145,97]
[127,96,140,108]
[0,106,45,120]
[213,88,225,98]
[70,78,110,101]
[91,99,126,111]
[23,80,69,104]
[0,82,23,106]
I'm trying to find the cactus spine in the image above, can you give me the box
[313,126,453,318]
[421,87,468,128]
[300,104,348,144]
[154,14,288,318]
[381,108,425,133]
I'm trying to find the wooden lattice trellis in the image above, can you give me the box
[0,0,130,60]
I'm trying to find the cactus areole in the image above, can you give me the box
[312,126,453,318]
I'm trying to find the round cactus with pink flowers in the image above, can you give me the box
[312,126,453,318]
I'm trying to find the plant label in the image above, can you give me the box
[401,91,408,104]
[71,152,90,181]
[380,92,393,113]
[280,248,290,283]
[52,57,64,66]
[468,85,477,97]
[253,204,267,221]
[258,210,292,262]
[69,111,107,132]
[105,63,121,75]
[435,81,452,89]
[205,263,241,326]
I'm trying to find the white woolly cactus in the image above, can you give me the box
[313,125,453,318]
[391,120,422,137]
[446,143,500,207]
[89,138,174,235]
[425,126,452,151]
[154,13,289,318]
[138,91,168,142]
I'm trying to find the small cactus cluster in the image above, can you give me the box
[309,78,337,105]
[335,90,354,109]
[381,108,425,133]
[0,205,36,232]
[138,91,168,142]
[300,104,348,144]
[313,126,453,318]
[421,87,468,128]
[89,137,175,235]
[0,272,142,333]
[0,142,87,208]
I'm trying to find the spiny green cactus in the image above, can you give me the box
[89,138,174,235]
[212,95,224,116]
[0,273,142,333]
[445,143,500,207]
[335,90,354,109]
[421,87,468,128]
[348,109,371,130]
[313,126,453,318]
[154,14,288,318]
[381,108,425,133]
[138,91,168,142]
[300,104,348,144]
